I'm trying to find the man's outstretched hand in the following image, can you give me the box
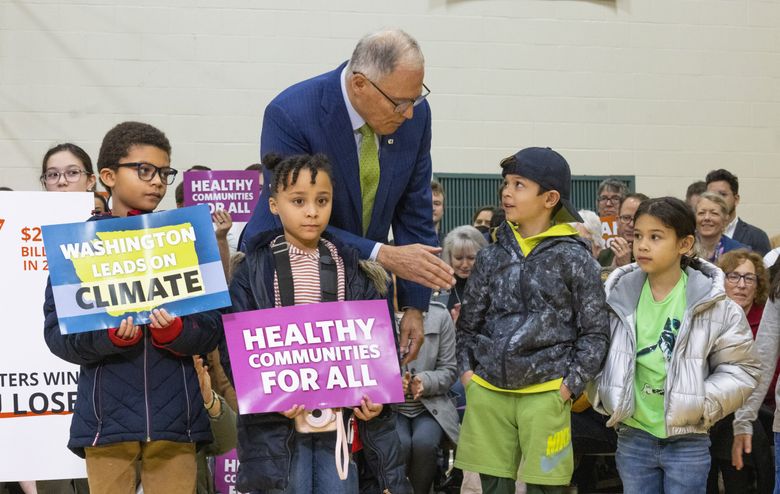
[377,243,455,290]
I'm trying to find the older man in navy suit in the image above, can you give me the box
[242,29,454,364]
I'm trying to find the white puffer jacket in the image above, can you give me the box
[589,260,760,437]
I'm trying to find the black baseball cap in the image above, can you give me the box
[500,147,583,223]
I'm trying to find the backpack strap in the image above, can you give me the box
[272,236,295,307]
[272,236,339,306]
[318,241,338,303]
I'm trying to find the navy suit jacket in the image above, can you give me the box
[733,218,771,256]
[242,62,436,310]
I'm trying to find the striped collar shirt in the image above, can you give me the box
[273,239,346,306]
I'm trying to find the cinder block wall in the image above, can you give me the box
[2,0,778,235]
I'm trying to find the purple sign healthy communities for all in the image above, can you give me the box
[222,300,405,415]
[183,170,261,221]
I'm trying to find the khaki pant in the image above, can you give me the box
[85,440,196,494]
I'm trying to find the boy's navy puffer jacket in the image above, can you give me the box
[43,213,224,457]
[223,229,411,494]
[456,221,610,397]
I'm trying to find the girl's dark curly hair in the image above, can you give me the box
[263,153,333,196]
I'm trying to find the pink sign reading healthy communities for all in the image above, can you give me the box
[222,300,405,415]
[183,170,261,221]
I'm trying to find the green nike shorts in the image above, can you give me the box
[454,382,573,485]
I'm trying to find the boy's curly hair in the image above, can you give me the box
[97,121,171,174]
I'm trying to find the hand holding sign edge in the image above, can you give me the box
[353,395,383,421]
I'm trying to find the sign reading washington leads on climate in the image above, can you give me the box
[41,205,231,334]
[223,300,405,415]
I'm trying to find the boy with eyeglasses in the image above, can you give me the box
[44,121,223,494]
[96,122,179,214]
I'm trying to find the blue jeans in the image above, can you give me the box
[396,411,444,494]
[615,425,711,494]
[774,432,780,494]
[267,431,358,494]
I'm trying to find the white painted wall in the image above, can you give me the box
[2,0,779,235]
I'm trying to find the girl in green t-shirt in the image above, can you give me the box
[591,196,760,494]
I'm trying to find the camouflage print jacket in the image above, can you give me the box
[456,222,610,397]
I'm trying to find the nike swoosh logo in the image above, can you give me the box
[540,443,572,473]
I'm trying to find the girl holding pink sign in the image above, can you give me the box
[223,153,411,494]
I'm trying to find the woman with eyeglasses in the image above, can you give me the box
[40,143,97,192]
[706,249,775,494]
[40,142,112,217]
[732,252,780,492]
[695,192,748,263]
[27,144,96,494]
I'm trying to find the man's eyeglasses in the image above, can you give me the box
[725,272,758,286]
[353,71,430,114]
[598,195,623,205]
[114,162,178,185]
[618,215,635,224]
[40,169,90,185]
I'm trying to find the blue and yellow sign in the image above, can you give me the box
[42,205,231,334]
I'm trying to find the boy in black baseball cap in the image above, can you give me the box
[499,146,583,225]
[454,147,609,493]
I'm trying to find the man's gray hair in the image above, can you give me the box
[597,178,628,197]
[347,29,424,81]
